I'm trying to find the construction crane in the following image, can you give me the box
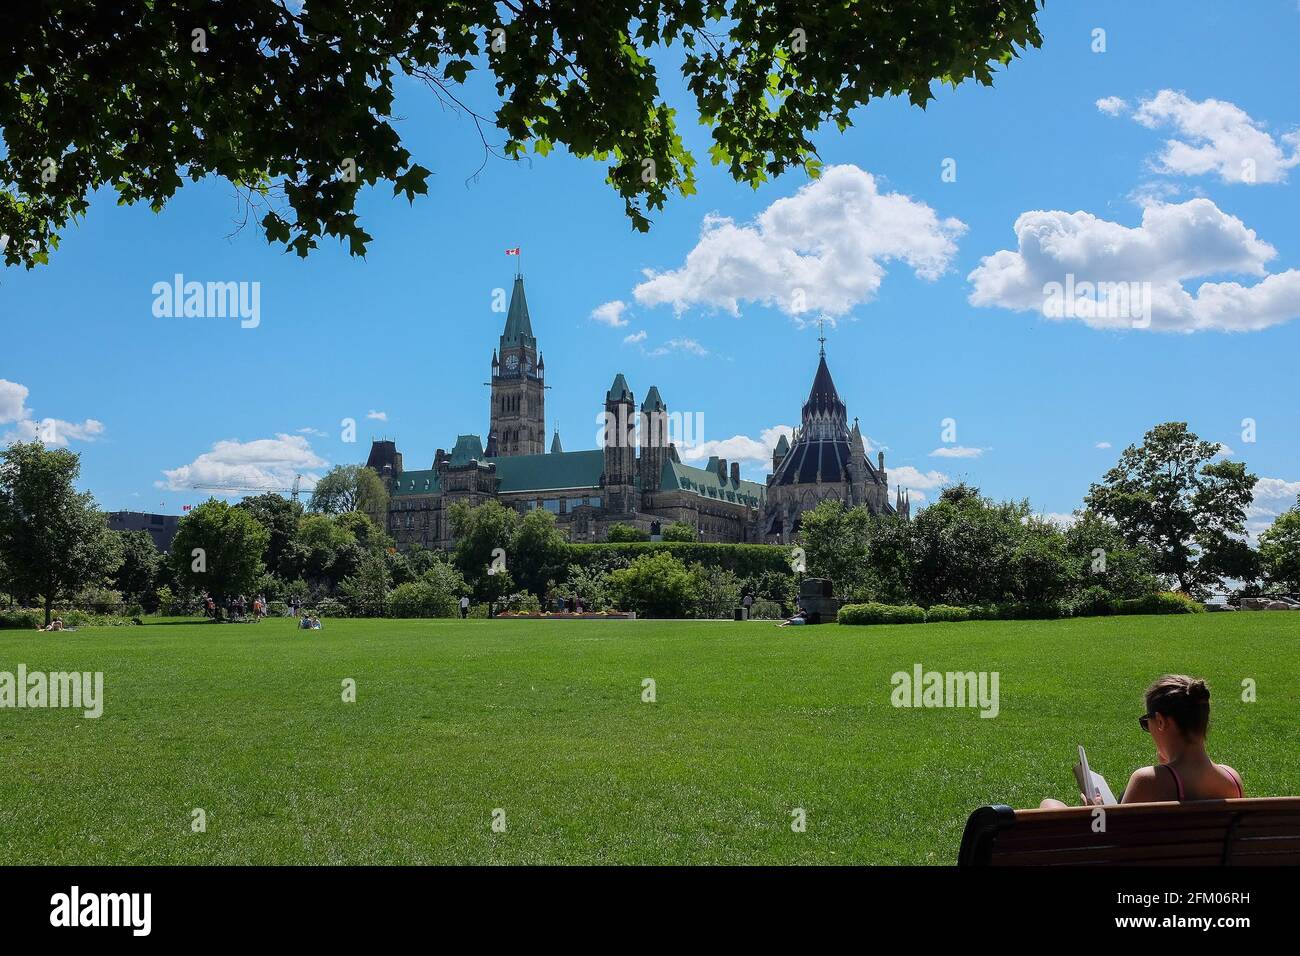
[190,473,304,502]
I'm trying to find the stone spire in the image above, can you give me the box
[500,274,536,351]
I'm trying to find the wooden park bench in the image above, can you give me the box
[959,798,1300,866]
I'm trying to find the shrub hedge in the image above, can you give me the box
[566,542,794,578]
[838,602,927,625]
[924,604,972,623]
[836,592,1202,625]
[1112,591,1205,615]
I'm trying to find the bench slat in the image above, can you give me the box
[959,798,1300,867]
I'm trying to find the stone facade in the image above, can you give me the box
[369,274,908,550]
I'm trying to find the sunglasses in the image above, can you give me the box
[1139,712,1154,732]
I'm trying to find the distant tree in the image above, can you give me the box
[1259,502,1300,592]
[235,492,303,578]
[1063,510,1159,600]
[1085,423,1258,596]
[0,442,122,625]
[690,563,743,619]
[170,499,269,618]
[606,523,650,543]
[389,562,469,618]
[661,521,698,543]
[449,500,518,603]
[111,529,162,609]
[1009,518,1080,606]
[908,484,1032,606]
[309,465,389,517]
[510,508,569,597]
[558,564,613,612]
[0,2,1044,267]
[609,551,698,618]
[339,548,390,617]
[799,499,871,597]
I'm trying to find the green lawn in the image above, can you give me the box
[1,613,1297,864]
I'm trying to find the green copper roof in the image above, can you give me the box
[774,433,790,455]
[501,275,535,350]
[661,459,767,509]
[392,469,441,495]
[641,385,665,412]
[449,434,485,465]
[490,450,603,493]
[606,373,633,404]
[550,430,563,454]
[390,447,764,506]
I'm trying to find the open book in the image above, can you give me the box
[1073,745,1118,806]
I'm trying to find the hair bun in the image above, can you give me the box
[1188,678,1210,701]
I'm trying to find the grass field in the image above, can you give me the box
[1,613,1297,865]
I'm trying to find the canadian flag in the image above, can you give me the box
[505,247,520,256]
[182,504,192,512]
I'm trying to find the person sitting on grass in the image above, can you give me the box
[36,616,66,632]
[777,606,808,627]
[1041,674,1243,808]
[299,613,312,630]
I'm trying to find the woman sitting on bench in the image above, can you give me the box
[1042,674,1243,807]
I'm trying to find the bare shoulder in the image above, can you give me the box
[1218,764,1245,793]
[1121,765,1167,804]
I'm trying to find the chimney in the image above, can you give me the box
[717,458,728,482]
[877,450,886,471]
[730,462,740,484]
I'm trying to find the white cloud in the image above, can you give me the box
[1213,442,1235,459]
[1095,96,1128,117]
[0,378,104,447]
[630,164,964,319]
[297,426,328,437]
[968,198,1300,332]
[0,379,29,424]
[1030,512,1079,528]
[158,434,327,493]
[889,464,949,504]
[1127,90,1300,185]
[366,410,388,422]
[678,425,794,471]
[591,300,629,327]
[1095,441,1112,449]
[622,330,647,345]
[645,337,709,358]
[929,445,987,459]
[1254,477,1300,501]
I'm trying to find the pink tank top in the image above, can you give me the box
[1162,763,1243,801]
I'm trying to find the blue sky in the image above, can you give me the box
[2,0,1299,534]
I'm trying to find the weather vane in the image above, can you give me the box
[817,316,826,355]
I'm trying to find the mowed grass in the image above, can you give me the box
[1,613,1297,865]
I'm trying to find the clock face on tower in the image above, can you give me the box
[523,358,533,374]
[504,354,519,372]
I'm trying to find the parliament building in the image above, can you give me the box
[366,273,908,549]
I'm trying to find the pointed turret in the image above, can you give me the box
[639,385,669,496]
[771,432,790,473]
[550,428,563,454]
[602,373,636,514]
[500,274,536,350]
[803,352,847,422]
[606,372,633,404]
